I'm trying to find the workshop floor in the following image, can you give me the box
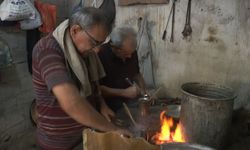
[0,109,249,150]
[4,128,250,150]
[0,127,37,150]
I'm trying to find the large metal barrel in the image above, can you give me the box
[180,82,236,150]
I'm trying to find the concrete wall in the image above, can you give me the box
[112,0,250,109]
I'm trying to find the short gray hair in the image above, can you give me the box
[110,26,137,48]
[69,7,112,33]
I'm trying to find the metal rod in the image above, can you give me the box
[123,103,137,127]
[125,77,133,86]
[170,0,176,43]
[149,87,162,105]
[162,3,174,40]
[125,78,143,95]
[187,0,192,25]
[151,87,162,99]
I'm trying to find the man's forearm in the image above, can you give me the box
[53,83,117,132]
[67,97,116,131]
[100,85,125,98]
[95,82,108,106]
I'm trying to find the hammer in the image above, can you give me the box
[125,77,144,95]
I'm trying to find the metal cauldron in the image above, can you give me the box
[138,94,151,117]
[180,82,236,149]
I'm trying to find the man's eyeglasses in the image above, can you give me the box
[82,28,104,48]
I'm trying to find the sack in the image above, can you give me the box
[35,0,56,33]
[83,129,159,150]
[0,0,36,21]
[20,0,42,30]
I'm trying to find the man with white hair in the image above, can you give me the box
[98,26,146,112]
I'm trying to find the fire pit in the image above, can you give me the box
[151,111,185,144]
[117,101,185,144]
[84,98,215,150]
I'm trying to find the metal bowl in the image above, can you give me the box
[161,142,215,150]
[166,105,181,119]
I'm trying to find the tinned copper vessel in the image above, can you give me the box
[138,94,151,117]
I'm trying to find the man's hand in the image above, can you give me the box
[123,85,140,99]
[52,82,117,132]
[100,102,115,122]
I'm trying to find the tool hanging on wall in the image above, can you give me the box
[137,16,156,88]
[162,2,173,40]
[182,0,192,38]
[162,0,177,43]
[170,0,176,42]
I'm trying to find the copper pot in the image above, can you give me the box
[138,95,151,117]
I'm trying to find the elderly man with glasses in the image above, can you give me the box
[98,26,146,112]
[32,8,131,150]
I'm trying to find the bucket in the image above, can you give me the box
[180,82,236,149]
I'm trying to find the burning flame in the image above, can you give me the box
[153,111,185,144]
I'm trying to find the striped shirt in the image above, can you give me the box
[32,33,83,150]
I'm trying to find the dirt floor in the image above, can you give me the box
[1,127,249,150]
[0,127,37,150]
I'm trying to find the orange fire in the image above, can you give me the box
[153,111,185,144]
